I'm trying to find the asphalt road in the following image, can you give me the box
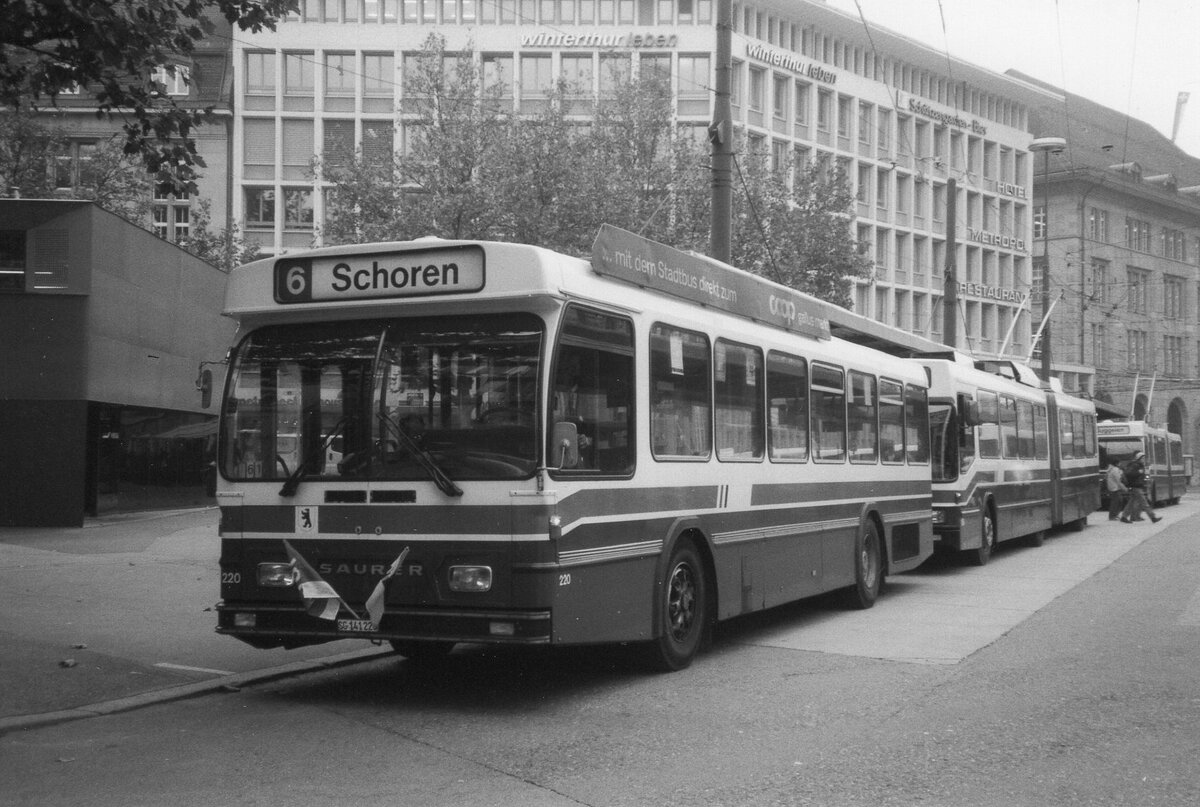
[2,500,1197,805]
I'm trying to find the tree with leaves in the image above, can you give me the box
[1,0,294,194]
[321,35,869,306]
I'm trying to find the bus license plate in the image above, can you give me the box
[337,619,377,633]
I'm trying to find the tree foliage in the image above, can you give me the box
[1,0,294,193]
[321,34,870,306]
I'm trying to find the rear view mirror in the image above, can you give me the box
[552,421,579,469]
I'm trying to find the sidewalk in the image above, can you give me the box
[0,507,387,735]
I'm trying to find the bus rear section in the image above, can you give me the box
[923,355,1097,565]
[1097,420,1188,507]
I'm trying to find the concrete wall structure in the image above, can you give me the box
[0,201,236,526]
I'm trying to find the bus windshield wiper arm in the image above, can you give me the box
[279,416,353,498]
[380,415,463,498]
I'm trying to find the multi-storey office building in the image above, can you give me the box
[1015,72,1200,450]
[232,0,1054,358]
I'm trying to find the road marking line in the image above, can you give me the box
[154,662,235,676]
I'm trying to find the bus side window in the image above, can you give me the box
[977,391,1000,458]
[767,351,808,462]
[878,379,905,464]
[650,323,712,460]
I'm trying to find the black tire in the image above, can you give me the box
[644,539,708,672]
[842,519,883,610]
[390,640,455,663]
[967,509,996,567]
[1025,529,1045,548]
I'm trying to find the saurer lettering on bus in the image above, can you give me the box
[330,260,460,292]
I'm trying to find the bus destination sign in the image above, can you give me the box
[273,245,486,304]
[591,225,831,340]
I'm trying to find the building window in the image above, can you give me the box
[1126,329,1147,372]
[1091,323,1107,368]
[151,64,191,97]
[1162,227,1187,261]
[747,67,764,113]
[1090,258,1109,304]
[1164,335,1183,376]
[677,54,709,115]
[816,89,831,131]
[50,141,99,190]
[598,52,630,99]
[794,81,810,126]
[1128,267,1149,314]
[0,230,26,292]
[283,188,314,230]
[245,187,276,229]
[1164,275,1185,319]
[152,189,191,243]
[1033,205,1045,240]
[246,52,276,95]
[772,74,788,122]
[324,52,355,97]
[1125,217,1152,252]
[1088,207,1108,242]
[837,95,852,138]
[857,102,872,145]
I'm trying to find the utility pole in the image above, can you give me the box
[709,0,733,264]
[942,177,957,349]
[1030,137,1066,380]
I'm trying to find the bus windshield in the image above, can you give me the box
[1099,437,1143,467]
[220,314,543,485]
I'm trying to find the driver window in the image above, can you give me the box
[550,306,635,475]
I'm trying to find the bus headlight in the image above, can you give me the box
[449,565,493,592]
[258,563,296,587]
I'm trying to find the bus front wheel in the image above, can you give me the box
[644,539,708,672]
[842,519,883,610]
[968,510,996,567]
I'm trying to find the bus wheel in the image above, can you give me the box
[968,510,996,567]
[645,540,707,672]
[390,640,455,663]
[842,520,882,610]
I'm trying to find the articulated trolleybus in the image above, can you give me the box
[1097,420,1187,507]
[922,355,1098,565]
[215,226,933,670]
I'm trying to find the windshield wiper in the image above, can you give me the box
[279,416,354,498]
[379,415,463,498]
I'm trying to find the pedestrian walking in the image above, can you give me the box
[1120,451,1161,524]
[1104,460,1128,520]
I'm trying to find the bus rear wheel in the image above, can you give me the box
[842,519,883,609]
[644,539,708,672]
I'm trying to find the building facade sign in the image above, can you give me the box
[745,43,837,84]
[520,31,679,48]
[993,180,1028,199]
[896,92,987,135]
[958,282,1027,304]
[967,228,1028,253]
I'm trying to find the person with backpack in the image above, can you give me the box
[1120,451,1161,523]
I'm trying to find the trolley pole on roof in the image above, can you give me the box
[709,0,733,264]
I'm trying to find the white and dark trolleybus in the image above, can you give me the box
[214,227,936,670]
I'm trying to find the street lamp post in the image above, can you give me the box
[1030,136,1066,382]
